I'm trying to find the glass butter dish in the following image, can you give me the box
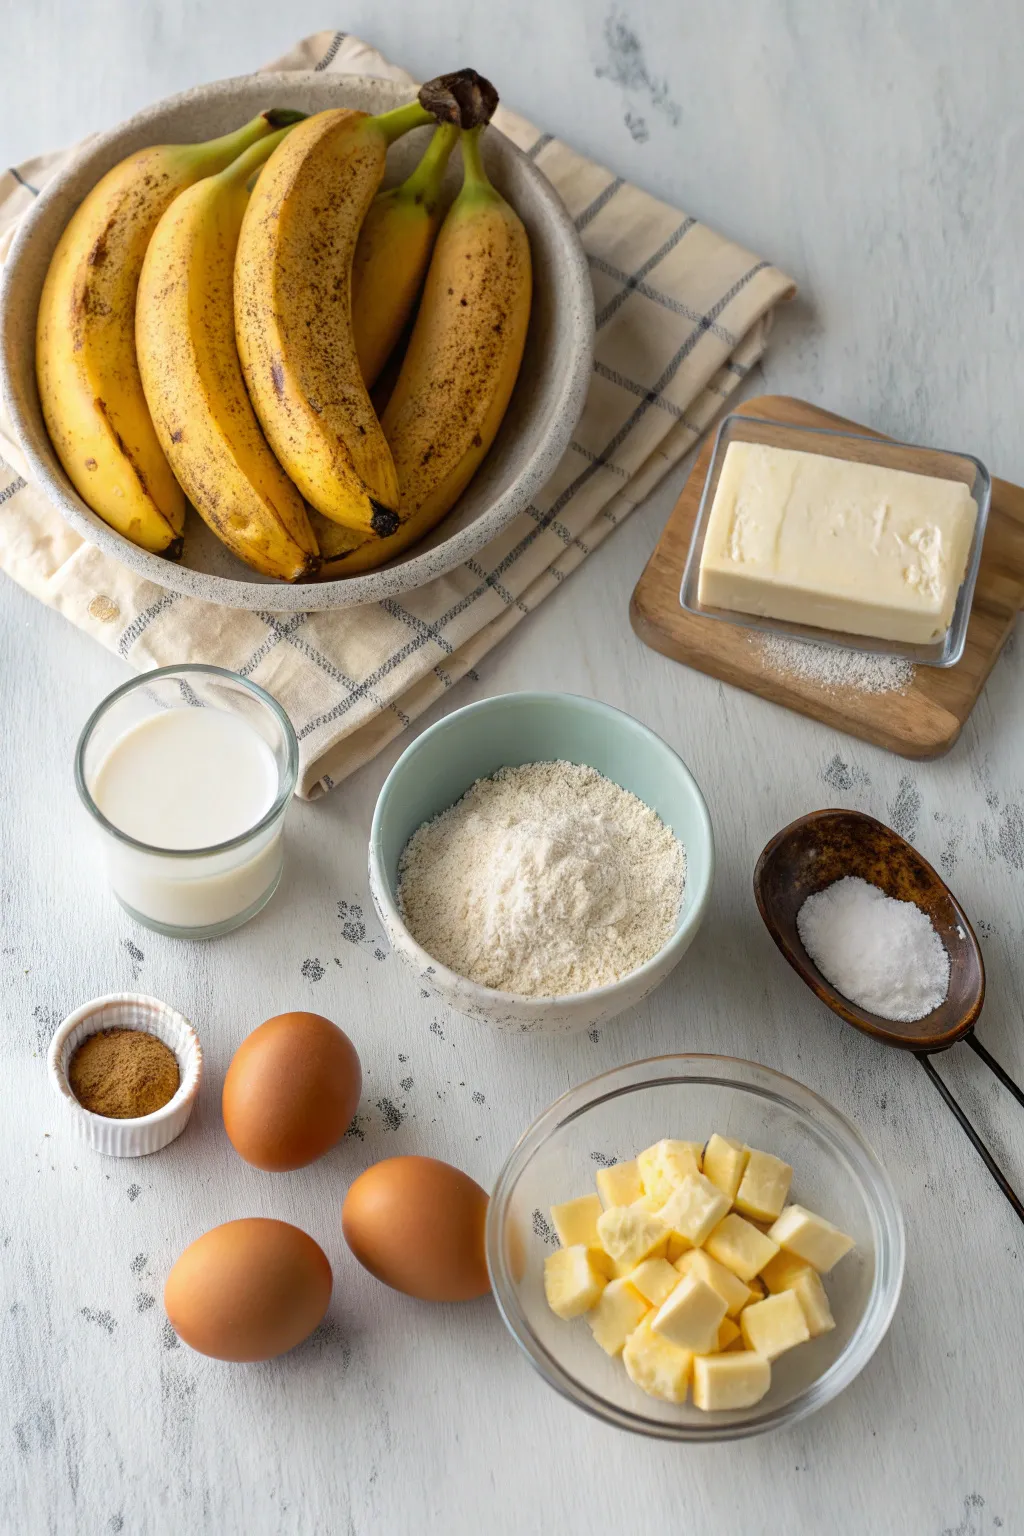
[679,413,992,668]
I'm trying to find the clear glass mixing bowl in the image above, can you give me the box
[487,1054,904,1441]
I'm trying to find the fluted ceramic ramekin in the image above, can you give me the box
[47,993,203,1157]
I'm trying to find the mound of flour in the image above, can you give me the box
[397,760,687,997]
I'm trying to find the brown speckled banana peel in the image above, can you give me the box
[35,111,294,557]
[136,129,320,583]
[351,121,460,390]
[235,100,441,538]
[312,126,531,579]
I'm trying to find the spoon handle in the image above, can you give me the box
[917,1054,1024,1226]
[965,1033,1024,1111]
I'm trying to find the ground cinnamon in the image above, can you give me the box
[68,1028,179,1118]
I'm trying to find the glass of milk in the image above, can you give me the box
[75,666,298,938]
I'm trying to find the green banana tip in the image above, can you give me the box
[418,70,499,131]
[262,108,307,128]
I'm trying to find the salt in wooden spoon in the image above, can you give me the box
[754,808,1024,1224]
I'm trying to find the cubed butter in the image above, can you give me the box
[734,1150,793,1223]
[651,1273,727,1354]
[789,1268,836,1337]
[768,1205,855,1273]
[704,1214,780,1283]
[550,1193,603,1249]
[544,1246,607,1319]
[697,441,977,645]
[759,1250,813,1295]
[638,1139,703,1204]
[596,1206,670,1268]
[702,1134,750,1202]
[716,1317,742,1351]
[623,1316,693,1403]
[692,1351,771,1412]
[675,1247,754,1317]
[628,1257,681,1307]
[588,1278,650,1356]
[631,1193,665,1215]
[596,1159,644,1210]
[740,1290,810,1360]
[659,1173,731,1250]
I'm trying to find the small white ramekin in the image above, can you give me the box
[47,993,203,1157]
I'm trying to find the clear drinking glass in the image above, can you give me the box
[487,1054,904,1441]
[75,665,298,939]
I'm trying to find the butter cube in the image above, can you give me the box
[696,440,977,646]
[596,1206,669,1268]
[702,1134,750,1202]
[704,1214,780,1282]
[588,1278,650,1356]
[659,1173,731,1250]
[760,1250,813,1294]
[740,1290,810,1360]
[628,1257,681,1307]
[675,1247,754,1317]
[631,1193,665,1214]
[651,1273,727,1354]
[734,1150,793,1223]
[746,1276,768,1303]
[622,1316,693,1403]
[544,1246,607,1319]
[789,1268,836,1337]
[692,1351,771,1412]
[550,1193,603,1249]
[768,1205,855,1273]
[595,1159,644,1210]
[716,1317,742,1351]
[638,1140,702,1204]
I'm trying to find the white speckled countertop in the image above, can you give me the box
[2,5,1022,1533]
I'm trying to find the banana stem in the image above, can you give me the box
[371,98,438,146]
[458,127,492,193]
[214,126,296,189]
[201,113,286,163]
[398,122,460,210]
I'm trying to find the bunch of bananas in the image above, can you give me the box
[35,70,532,583]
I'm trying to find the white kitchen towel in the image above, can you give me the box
[0,30,794,797]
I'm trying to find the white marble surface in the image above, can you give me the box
[2,6,1023,1535]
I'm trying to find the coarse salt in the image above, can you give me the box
[796,875,950,1022]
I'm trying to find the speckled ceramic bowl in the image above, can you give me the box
[0,73,594,611]
[368,692,715,1033]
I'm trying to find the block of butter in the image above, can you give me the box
[697,441,977,644]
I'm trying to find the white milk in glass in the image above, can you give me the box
[91,707,284,932]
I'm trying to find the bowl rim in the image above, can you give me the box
[0,70,595,612]
[486,1052,905,1441]
[367,691,715,1010]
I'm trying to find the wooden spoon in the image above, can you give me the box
[754,808,1024,1224]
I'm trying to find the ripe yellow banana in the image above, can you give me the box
[136,130,320,584]
[350,122,459,389]
[312,126,531,579]
[234,99,439,539]
[36,111,297,556]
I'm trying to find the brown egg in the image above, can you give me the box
[222,1011,361,1171]
[164,1218,332,1361]
[342,1155,490,1302]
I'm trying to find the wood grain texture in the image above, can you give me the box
[4,7,1024,1536]
[631,395,1024,759]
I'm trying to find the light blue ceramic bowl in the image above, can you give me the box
[368,693,715,1033]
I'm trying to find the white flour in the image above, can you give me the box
[397,761,687,997]
[755,634,915,696]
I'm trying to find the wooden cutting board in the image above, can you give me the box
[630,394,1024,758]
